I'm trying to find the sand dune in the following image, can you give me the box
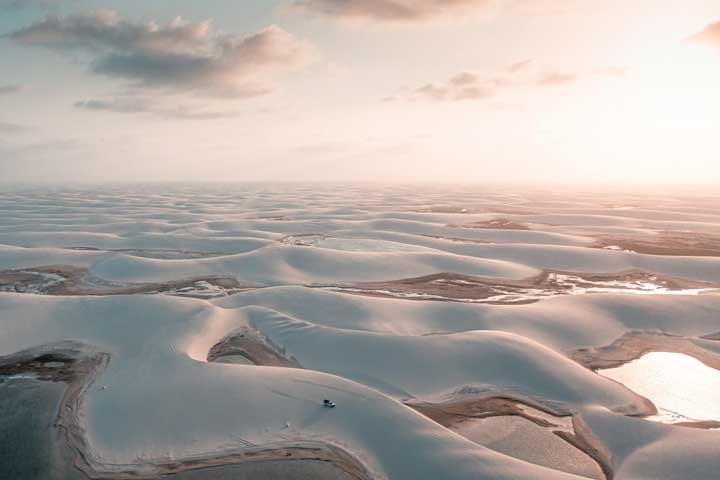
[1,185,719,479]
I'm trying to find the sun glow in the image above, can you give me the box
[627,43,720,129]
[564,40,720,182]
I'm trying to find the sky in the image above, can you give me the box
[1,0,720,185]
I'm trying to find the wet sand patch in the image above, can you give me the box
[593,231,720,257]
[83,441,375,480]
[0,265,253,298]
[407,396,611,479]
[320,270,719,305]
[407,396,568,429]
[279,233,327,247]
[0,269,66,294]
[447,218,531,230]
[456,416,604,480]
[169,459,364,480]
[416,207,537,215]
[416,206,474,214]
[208,326,301,368]
[420,234,494,244]
[570,331,720,372]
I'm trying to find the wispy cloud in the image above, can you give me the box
[689,20,720,48]
[74,97,241,120]
[10,10,314,97]
[0,84,24,95]
[290,0,582,23]
[397,60,625,102]
[0,121,27,133]
[414,73,497,101]
[291,0,495,22]
[536,72,577,86]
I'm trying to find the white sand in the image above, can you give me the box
[1,185,719,479]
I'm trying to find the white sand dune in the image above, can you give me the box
[238,306,651,413]
[216,286,720,348]
[0,293,584,479]
[87,245,541,285]
[578,407,720,479]
[1,185,719,479]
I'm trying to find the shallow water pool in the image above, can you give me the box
[599,352,720,423]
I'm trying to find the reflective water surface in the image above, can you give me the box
[600,352,720,423]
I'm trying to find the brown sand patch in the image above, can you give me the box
[420,234,494,244]
[594,231,720,257]
[87,441,374,480]
[448,218,531,230]
[416,207,474,214]
[321,270,718,305]
[0,342,102,384]
[278,233,326,246]
[208,326,301,368]
[0,265,252,298]
[570,331,720,372]
[407,396,612,480]
[416,207,537,215]
[555,416,614,480]
[407,397,563,429]
[673,420,720,429]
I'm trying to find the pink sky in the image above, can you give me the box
[1,0,719,185]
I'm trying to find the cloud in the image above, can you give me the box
[0,121,27,133]
[290,0,582,22]
[396,61,623,102]
[506,59,533,73]
[536,72,577,86]
[74,97,241,119]
[0,84,24,95]
[688,21,720,48]
[10,11,314,97]
[291,0,495,22]
[415,76,496,102]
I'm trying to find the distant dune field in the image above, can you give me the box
[1,185,720,480]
